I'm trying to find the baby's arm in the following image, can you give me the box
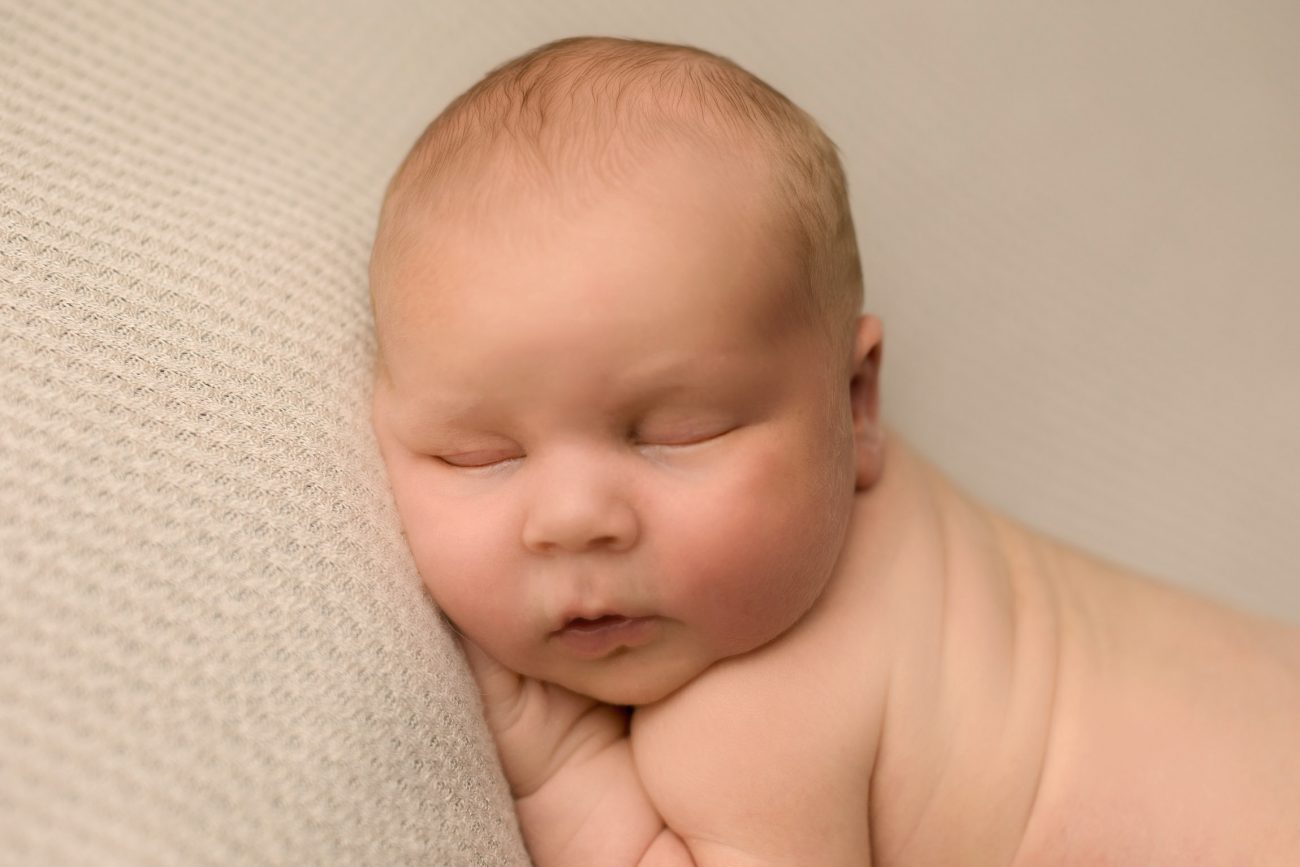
[461,641,695,866]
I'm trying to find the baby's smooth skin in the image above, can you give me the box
[371,38,1300,866]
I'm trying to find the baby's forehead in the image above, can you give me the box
[374,165,810,382]
[379,135,792,293]
[393,195,793,318]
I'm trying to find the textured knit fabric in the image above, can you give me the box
[0,1,528,864]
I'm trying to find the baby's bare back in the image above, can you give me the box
[633,442,1300,865]
[1017,539,1300,864]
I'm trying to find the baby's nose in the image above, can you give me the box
[521,469,639,554]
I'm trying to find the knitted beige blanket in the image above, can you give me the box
[1,1,527,863]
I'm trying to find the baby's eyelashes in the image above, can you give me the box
[632,425,738,449]
[430,425,740,471]
[435,450,524,470]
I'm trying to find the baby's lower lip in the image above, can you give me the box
[552,615,658,659]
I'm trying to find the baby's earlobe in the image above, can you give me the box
[853,421,886,490]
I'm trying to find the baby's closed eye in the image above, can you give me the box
[429,422,739,470]
[632,422,737,449]
[434,449,523,469]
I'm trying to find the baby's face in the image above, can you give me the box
[372,148,861,705]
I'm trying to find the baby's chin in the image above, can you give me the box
[573,678,680,708]
[545,657,704,707]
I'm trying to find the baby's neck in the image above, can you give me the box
[852,435,1065,865]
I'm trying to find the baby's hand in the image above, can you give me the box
[460,640,692,865]
[459,638,627,798]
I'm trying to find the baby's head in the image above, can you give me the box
[370,36,884,705]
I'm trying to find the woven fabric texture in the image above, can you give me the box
[0,1,527,864]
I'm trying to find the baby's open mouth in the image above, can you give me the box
[564,614,631,632]
[552,614,659,659]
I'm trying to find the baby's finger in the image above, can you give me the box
[458,636,525,716]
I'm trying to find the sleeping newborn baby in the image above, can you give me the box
[369,36,1300,865]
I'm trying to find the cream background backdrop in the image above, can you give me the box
[3,1,1296,865]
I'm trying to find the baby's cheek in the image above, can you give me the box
[670,443,840,650]
[398,489,520,639]
[390,463,498,571]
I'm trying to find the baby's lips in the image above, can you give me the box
[563,613,633,632]
[551,601,650,633]
[550,614,660,659]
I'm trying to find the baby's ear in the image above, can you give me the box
[849,315,885,490]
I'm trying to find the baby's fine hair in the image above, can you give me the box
[373,36,864,338]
